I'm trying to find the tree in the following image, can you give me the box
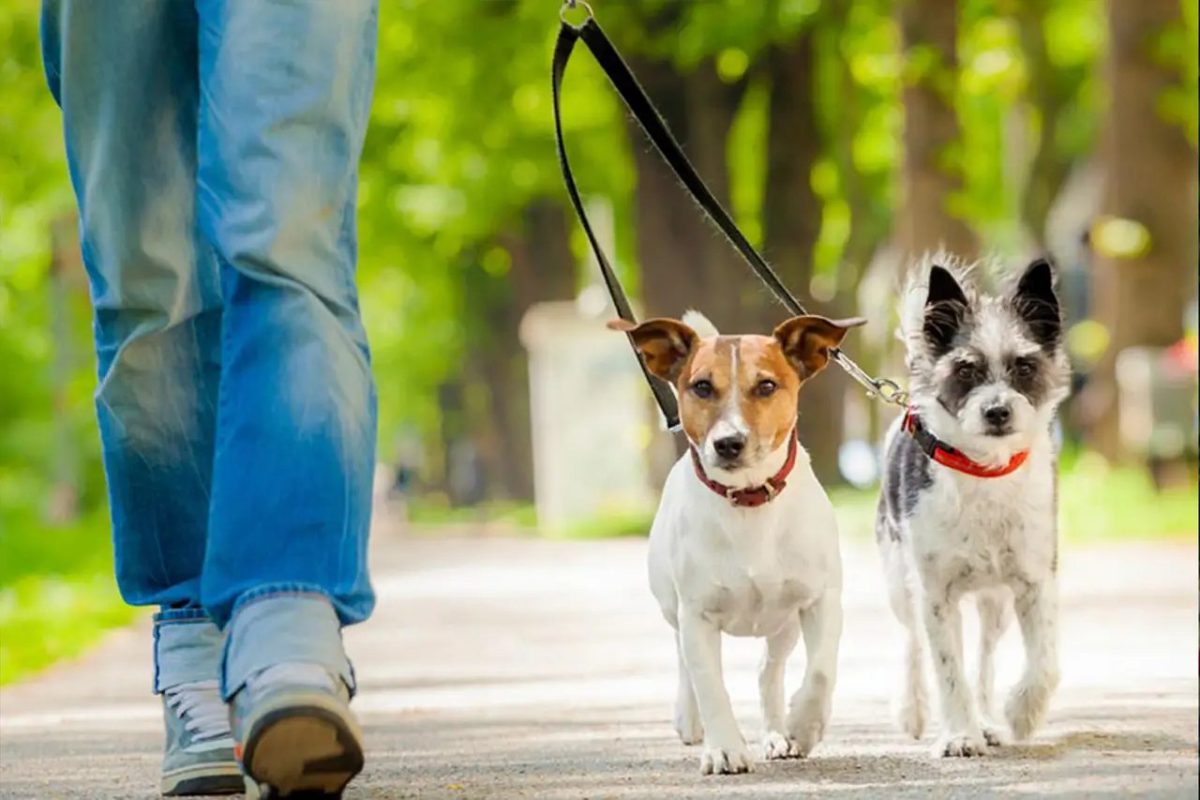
[896,0,976,257]
[1082,0,1198,458]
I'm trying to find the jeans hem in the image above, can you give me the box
[221,590,353,701]
[154,607,210,624]
[153,615,224,694]
[229,584,333,619]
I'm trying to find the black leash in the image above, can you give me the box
[552,2,907,432]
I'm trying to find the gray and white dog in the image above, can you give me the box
[876,255,1070,758]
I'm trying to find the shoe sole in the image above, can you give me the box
[161,762,244,796]
[240,694,364,799]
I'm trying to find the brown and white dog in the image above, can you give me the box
[610,310,864,775]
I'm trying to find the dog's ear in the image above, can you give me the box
[1012,257,1062,351]
[924,265,969,355]
[607,318,698,382]
[773,315,867,380]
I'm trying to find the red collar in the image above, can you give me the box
[690,432,799,507]
[902,409,1029,478]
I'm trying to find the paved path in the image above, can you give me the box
[1,533,1196,799]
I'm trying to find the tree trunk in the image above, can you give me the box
[761,27,843,483]
[1083,0,1197,459]
[461,199,578,502]
[1016,4,1075,245]
[627,53,747,330]
[896,0,976,258]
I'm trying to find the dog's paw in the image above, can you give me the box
[895,696,927,740]
[674,705,703,746]
[761,731,799,760]
[699,741,754,775]
[980,722,1006,747]
[1005,677,1055,740]
[934,732,989,758]
[786,697,829,757]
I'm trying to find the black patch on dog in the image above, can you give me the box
[1006,353,1051,406]
[924,266,971,356]
[1012,258,1062,352]
[937,352,988,417]
[877,427,933,542]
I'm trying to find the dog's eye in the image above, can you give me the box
[690,379,715,399]
[954,362,980,382]
[754,379,778,398]
[1013,358,1037,379]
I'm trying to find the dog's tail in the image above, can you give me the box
[681,309,719,338]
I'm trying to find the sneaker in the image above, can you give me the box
[231,663,364,799]
[161,680,242,796]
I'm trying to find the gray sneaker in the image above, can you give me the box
[232,663,364,799]
[161,680,242,796]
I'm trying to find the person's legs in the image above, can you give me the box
[40,1,237,794]
[194,0,379,794]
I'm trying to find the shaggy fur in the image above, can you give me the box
[877,254,1070,757]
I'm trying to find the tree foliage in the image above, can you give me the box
[1,0,1195,525]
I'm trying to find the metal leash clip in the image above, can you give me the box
[869,377,909,408]
[829,349,909,408]
[560,0,594,25]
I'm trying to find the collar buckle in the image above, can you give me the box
[691,431,798,507]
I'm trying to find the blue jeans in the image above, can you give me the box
[41,0,378,698]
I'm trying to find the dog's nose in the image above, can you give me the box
[713,435,746,460]
[983,404,1012,428]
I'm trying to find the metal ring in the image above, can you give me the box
[872,378,909,407]
[560,0,594,25]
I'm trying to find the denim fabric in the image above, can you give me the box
[41,0,379,630]
[222,592,353,700]
[154,612,224,693]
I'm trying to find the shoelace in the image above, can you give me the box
[165,680,232,743]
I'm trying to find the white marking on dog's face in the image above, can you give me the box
[704,344,751,462]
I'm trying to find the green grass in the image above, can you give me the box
[1057,453,1197,543]
[423,456,1195,545]
[825,455,1199,543]
[407,498,538,529]
[405,456,1197,545]
[0,509,138,686]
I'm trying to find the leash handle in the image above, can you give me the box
[553,12,908,411]
[552,22,682,430]
[561,17,806,318]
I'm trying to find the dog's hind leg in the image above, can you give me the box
[786,590,843,757]
[975,589,1012,745]
[673,630,703,745]
[883,541,928,740]
[759,620,801,759]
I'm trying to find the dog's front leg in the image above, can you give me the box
[759,621,800,759]
[673,631,703,745]
[678,612,752,774]
[922,585,987,757]
[1005,579,1059,740]
[785,591,842,757]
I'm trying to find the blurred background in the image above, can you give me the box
[1,0,1196,685]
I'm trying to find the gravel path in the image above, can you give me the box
[1,533,1196,799]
